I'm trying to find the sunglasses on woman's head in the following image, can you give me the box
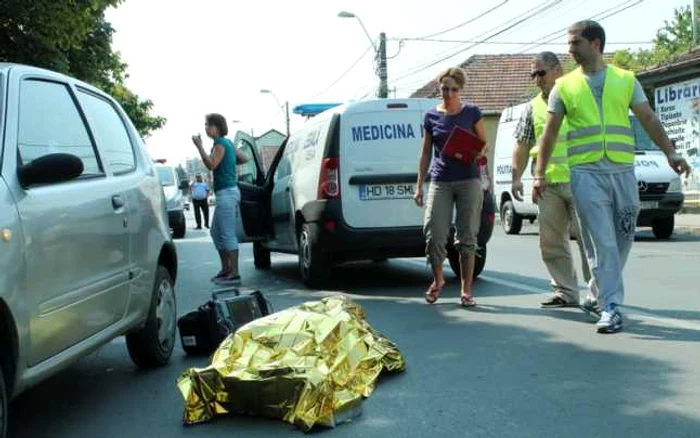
[530,69,547,78]
[440,86,460,93]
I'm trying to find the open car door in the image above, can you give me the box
[232,131,269,242]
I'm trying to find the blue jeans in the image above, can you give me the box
[570,169,639,312]
[210,187,240,251]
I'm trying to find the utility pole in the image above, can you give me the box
[284,101,291,137]
[377,32,388,98]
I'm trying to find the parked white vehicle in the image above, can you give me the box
[154,164,188,239]
[493,104,685,239]
[231,99,496,287]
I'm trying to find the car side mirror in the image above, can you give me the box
[179,180,189,190]
[17,153,84,188]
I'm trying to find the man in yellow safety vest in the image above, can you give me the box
[534,20,691,334]
[512,51,592,309]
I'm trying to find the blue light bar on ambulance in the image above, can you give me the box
[292,103,342,117]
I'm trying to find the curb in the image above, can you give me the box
[674,226,700,236]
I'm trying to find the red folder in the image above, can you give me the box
[441,125,486,165]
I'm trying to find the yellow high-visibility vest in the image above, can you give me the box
[529,93,570,183]
[555,65,636,166]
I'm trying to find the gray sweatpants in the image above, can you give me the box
[569,168,639,312]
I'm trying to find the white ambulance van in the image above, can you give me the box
[493,104,684,239]
[232,99,496,287]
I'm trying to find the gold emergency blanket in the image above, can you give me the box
[177,296,405,431]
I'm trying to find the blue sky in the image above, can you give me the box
[106,0,693,164]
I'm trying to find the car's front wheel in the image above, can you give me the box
[253,241,271,269]
[0,363,7,438]
[126,266,176,368]
[501,200,523,235]
[652,216,674,239]
[172,212,186,239]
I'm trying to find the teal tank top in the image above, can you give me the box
[212,137,237,192]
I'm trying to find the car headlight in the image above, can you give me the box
[668,177,682,192]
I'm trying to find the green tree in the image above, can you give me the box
[0,0,165,137]
[613,6,694,72]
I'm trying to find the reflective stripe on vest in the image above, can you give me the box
[529,93,570,183]
[556,65,636,166]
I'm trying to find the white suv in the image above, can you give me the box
[0,64,178,437]
[232,99,496,287]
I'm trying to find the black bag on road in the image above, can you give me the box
[177,287,272,356]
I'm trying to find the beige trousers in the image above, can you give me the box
[423,179,483,269]
[537,183,592,303]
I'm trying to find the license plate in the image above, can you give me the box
[640,201,658,210]
[359,183,416,201]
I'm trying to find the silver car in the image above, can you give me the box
[0,64,178,437]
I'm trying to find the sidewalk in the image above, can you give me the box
[675,211,700,235]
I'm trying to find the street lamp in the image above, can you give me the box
[338,11,388,98]
[337,11,377,51]
[260,89,290,137]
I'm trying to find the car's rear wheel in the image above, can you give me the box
[253,241,271,269]
[652,215,674,239]
[0,363,7,438]
[447,244,487,280]
[126,266,176,368]
[501,200,522,235]
[298,223,329,288]
[172,212,186,239]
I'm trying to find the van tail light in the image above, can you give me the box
[487,212,495,224]
[318,158,340,200]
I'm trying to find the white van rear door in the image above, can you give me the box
[340,100,429,229]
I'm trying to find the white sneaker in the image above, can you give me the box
[596,309,623,334]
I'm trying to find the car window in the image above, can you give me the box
[18,79,101,175]
[630,116,659,152]
[237,139,257,184]
[77,89,136,174]
[273,149,292,182]
[156,167,175,186]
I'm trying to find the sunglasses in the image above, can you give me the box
[530,69,547,78]
[440,86,460,93]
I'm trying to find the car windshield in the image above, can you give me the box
[156,167,175,186]
[630,116,659,151]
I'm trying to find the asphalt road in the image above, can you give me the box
[8,215,700,438]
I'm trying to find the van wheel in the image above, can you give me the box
[0,363,7,438]
[652,216,674,239]
[173,212,186,239]
[253,241,271,269]
[298,223,329,288]
[501,201,522,235]
[126,266,176,368]
[447,244,487,280]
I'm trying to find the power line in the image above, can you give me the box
[390,0,565,81]
[392,0,565,82]
[514,0,643,53]
[396,37,651,45]
[392,0,647,95]
[304,43,374,101]
[415,1,510,39]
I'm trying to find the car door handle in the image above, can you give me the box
[112,195,124,210]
